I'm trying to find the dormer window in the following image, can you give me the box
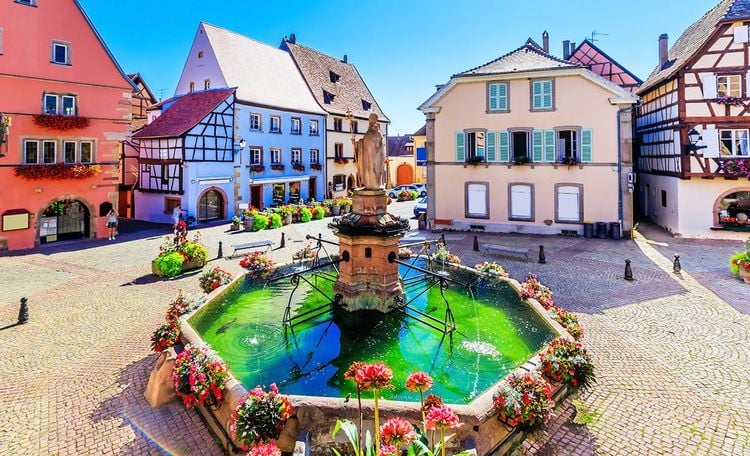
[51,42,70,65]
[329,71,340,83]
[323,90,335,104]
[362,100,372,111]
[198,51,204,59]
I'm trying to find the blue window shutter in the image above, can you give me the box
[532,130,543,162]
[486,131,496,161]
[544,130,555,162]
[581,129,593,162]
[532,82,542,109]
[497,83,508,110]
[543,81,553,108]
[499,131,510,162]
[488,84,499,111]
[456,131,465,162]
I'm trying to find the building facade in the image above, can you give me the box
[282,36,389,198]
[419,39,637,235]
[386,135,417,187]
[636,0,750,239]
[566,39,643,93]
[174,23,326,211]
[0,0,133,250]
[412,125,428,183]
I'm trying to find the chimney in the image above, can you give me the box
[342,54,348,63]
[289,33,296,44]
[563,40,571,59]
[659,34,669,69]
[542,31,550,52]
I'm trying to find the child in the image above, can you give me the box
[106,208,118,240]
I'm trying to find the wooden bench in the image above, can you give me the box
[230,240,273,258]
[399,236,428,246]
[480,244,533,262]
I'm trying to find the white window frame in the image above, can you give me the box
[44,94,58,114]
[42,140,57,164]
[79,141,93,163]
[249,113,261,131]
[291,148,302,164]
[310,149,320,164]
[270,116,281,133]
[291,118,301,134]
[23,140,39,164]
[465,182,489,219]
[270,148,281,164]
[52,42,70,65]
[531,79,554,110]
[487,82,509,112]
[717,74,741,98]
[556,184,583,223]
[310,119,319,135]
[61,95,76,116]
[719,129,749,156]
[249,148,262,165]
[63,141,77,164]
[509,184,533,221]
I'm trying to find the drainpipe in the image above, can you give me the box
[616,105,634,237]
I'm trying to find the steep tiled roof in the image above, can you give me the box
[568,40,642,92]
[387,135,414,157]
[412,125,426,136]
[457,40,580,77]
[133,88,234,139]
[201,23,323,114]
[639,0,746,93]
[128,72,158,103]
[282,40,389,121]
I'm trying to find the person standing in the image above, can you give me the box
[106,208,118,240]
[172,204,183,234]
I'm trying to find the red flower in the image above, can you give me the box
[405,371,434,393]
[424,405,461,431]
[422,394,444,413]
[354,362,393,391]
[379,445,398,456]
[344,362,365,383]
[246,442,281,456]
[379,417,416,447]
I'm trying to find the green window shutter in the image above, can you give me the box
[544,130,555,162]
[455,131,465,162]
[581,129,593,162]
[499,131,510,162]
[488,84,499,111]
[532,82,542,109]
[497,83,508,110]
[542,81,553,108]
[532,130,543,162]
[486,131,497,161]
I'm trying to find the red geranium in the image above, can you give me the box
[405,371,434,393]
[14,163,101,180]
[32,114,90,130]
[245,442,281,456]
[354,362,394,392]
[379,417,416,448]
[424,405,461,431]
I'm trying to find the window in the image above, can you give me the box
[720,129,749,156]
[189,82,195,92]
[512,131,530,161]
[557,130,578,161]
[661,190,667,208]
[334,143,343,158]
[271,148,281,164]
[198,51,204,59]
[329,71,340,83]
[273,183,285,202]
[52,42,69,65]
[250,148,262,165]
[509,184,533,221]
[24,140,39,164]
[204,79,210,90]
[717,75,741,98]
[333,118,343,132]
[291,117,301,134]
[161,164,169,185]
[63,141,76,163]
[249,113,261,131]
[291,148,302,163]
[310,149,320,164]
[79,141,92,163]
[44,94,58,114]
[487,82,509,112]
[289,181,300,200]
[310,119,319,135]
[42,141,56,164]
[164,197,181,215]
[16,0,36,5]
[333,174,346,191]
[61,95,76,116]
[556,185,582,223]
[270,116,281,133]
[323,90,335,104]
[362,100,372,111]
[465,182,489,218]
[465,131,485,161]
[531,80,554,110]
[351,120,358,134]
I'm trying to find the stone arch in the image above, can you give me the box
[713,186,750,225]
[396,163,414,186]
[35,195,97,246]
[195,186,229,222]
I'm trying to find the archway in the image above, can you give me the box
[714,187,750,228]
[347,174,356,191]
[197,187,227,222]
[396,163,414,186]
[39,199,91,244]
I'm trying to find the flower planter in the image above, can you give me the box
[343,204,351,214]
[332,205,341,216]
[244,217,254,232]
[284,213,293,225]
[151,258,206,277]
[499,412,522,428]
[740,268,750,284]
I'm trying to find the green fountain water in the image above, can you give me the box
[189,260,554,404]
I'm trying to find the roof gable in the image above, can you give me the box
[387,135,413,156]
[457,41,580,77]
[133,88,235,139]
[129,73,158,103]
[568,40,642,92]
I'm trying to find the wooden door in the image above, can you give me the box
[396,164,414,186]
[309,176,317,201]
[251,185,263,209]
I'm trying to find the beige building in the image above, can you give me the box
[411,125,428,183]
[419,39,638,235]
[386,135,417,186]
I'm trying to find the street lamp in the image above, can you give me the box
[686,128,706,152]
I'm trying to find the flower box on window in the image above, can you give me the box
[334,157,349,164]
[722,159,750,178]
[14,163,101,180]
[466,155,486,165]
[513,156,531,165]
[292,163,305,172]
[560,157,579,166]
[32,114,90,131]
[717,96,744,106]
[249,165,265,173]
[270,164,285,171]
[311,163,322,171]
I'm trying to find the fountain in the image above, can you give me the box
[154,114,568,455]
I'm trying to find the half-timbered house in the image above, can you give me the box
[566,39,642,92]
[132,88,236,224]
[636,0,750,238]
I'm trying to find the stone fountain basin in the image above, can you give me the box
[178,261,570,455]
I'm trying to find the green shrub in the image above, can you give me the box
[182,241,208,264]
[730,251,750,275]
[312,206,325,220]
[269,213,283,229]
[155,252,185,278]
[410,190,419,200]
[253,214,269,231]
[299,207,312,223]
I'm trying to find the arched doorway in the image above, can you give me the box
[347,174,356,191]
[714,188,750,229]
[198,189,224,222]
[396,163,414,186]
[39,199,90,243]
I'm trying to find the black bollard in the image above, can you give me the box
[280,232,286,249]
[624,260,634,281]
[673,254,681,273]
[18,297,29,325]
[538,245,547,264]
[473,235,479,252]
[440,233,446,246]
[217,241,223,259]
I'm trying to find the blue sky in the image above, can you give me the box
[81,0,719,135]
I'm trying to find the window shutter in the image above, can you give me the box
[702,74,717,99]
[581,129,593,163]
[510,185,532,219]
[532,82,541,109]
[702,128,720,158]
[488,84,499,111]
[499,131,510,162]
[734,25,749,43]
[543,81,553,108]
[486,131,497,161]
[497,83,508,110]
[746,71,750,98]
[455,132,465,162]
[532,130,543,162]
[544,130,555,162]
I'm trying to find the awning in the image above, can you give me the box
[249,175,311,185]
[196,177,233,185]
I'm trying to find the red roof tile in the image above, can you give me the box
[133,88,235,139]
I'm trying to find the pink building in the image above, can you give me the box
[0,0,134,251]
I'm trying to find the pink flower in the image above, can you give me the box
[380,417,416,447]
[405,371,434,393]
[425,405,461,431]
[379,445,398,456]
[354,362,393,391]
[246,442,281,456]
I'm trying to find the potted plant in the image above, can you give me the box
[152,233,209,277]
[270,164,285,171]
[561,157,578,167]
[730,250,750,284]
[198,267,233,294]
[474,261,509,278]
[331,198,342,216]
[539,338,596,391]
[292,162,305,172]
[230,216,241,231]
[493,370,554,431]
[279,205,293,225]
[229,384,294,452]
[513,155,531,165]
[430,244,461,265]
[244,208,258,232]
[172,344,230,409]
[239,251,276,279]
[466,155,486,165]
[519,273,555,309]
[341,197,352,213]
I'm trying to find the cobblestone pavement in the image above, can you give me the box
[1,204,749,455]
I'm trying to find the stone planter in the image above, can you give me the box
[144,349,178,407]
[331,204,341,216]
[284,213,293,225]
[151,258,206,277]
[740,267,750,284]
[343,204,351,214]
[244,216,254,232]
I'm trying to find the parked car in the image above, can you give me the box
[413,197,428,217]
[413,184,427,197]
[388,184,420,199]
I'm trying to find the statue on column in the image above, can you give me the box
[352,113,386,190]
